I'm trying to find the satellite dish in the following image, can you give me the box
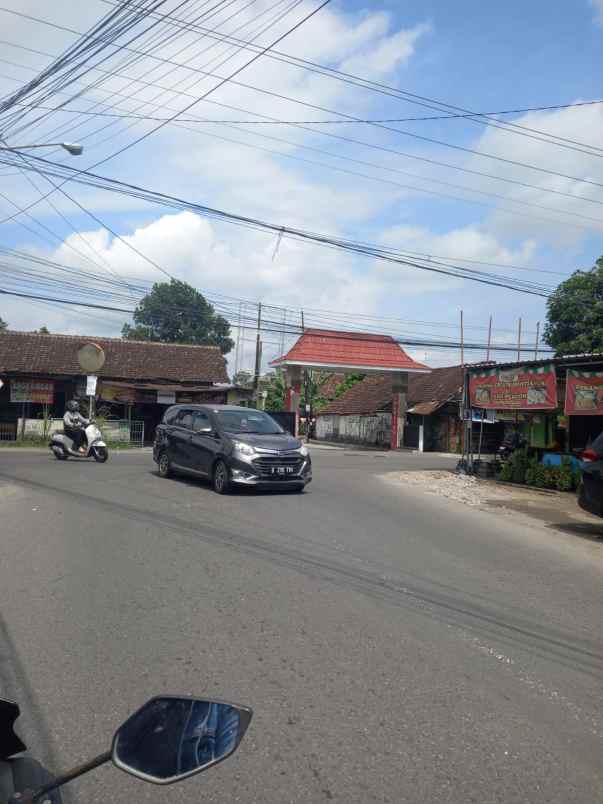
[77,342,105,373]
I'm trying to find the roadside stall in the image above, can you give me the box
[465,354,603,487]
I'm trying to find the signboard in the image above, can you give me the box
[565,369,603,415]
[469,364,557,410]
[157,391,176,405]
[99,384,136,404]
[86,375,98,396]
[10,380,54,404]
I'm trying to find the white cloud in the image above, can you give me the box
[458,103,603,243]
[591,0,603,26]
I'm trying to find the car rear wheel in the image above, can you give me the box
[212,459,230,494]
[158,451,172,478]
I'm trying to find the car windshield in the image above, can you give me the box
[215,410,283,435]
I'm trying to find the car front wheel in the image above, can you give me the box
[212,459,230,494]
[158,451,172,478]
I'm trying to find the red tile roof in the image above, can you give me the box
[272,329,430,373]
[318,365,464,417]
[0,331,228,384]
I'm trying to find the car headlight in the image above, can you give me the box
[233,440,256,457]
[299,444,309,457]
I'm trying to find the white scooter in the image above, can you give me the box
[49,420,108,463]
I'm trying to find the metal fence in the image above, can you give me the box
[1,419,145,446]
[0,422,17,442]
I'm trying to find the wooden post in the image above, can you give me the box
[534,321,540,360]
[486,315,492,362]
[517,317,522,361]
[460,309,464,368]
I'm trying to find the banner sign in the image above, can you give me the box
[10,380,54,404]
[86,375,98,396]
[157,391,176,405]
[565,369,603,415]
[99,383,136,404]
[469,364,557,410]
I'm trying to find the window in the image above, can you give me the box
[192,411,211,433]
[178,410,193,429]
[163,407,180,425]
[214,409,283,434]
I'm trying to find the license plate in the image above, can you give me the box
[271,466,294,475]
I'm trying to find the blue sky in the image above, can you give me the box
[0,0,601,369]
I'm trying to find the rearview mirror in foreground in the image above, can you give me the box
[112,696,252,784]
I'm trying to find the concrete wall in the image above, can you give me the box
[315,413,391,446]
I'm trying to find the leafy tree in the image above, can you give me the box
[263,370,286,411]
[122,280,234,354]
[544,257,603,355]
[0,315,7,332]
[38,326,50,334]
[333,373,365,398]
[232,370,253,387]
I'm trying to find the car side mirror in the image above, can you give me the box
[112,697,252,785]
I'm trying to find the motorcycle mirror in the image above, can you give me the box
[111,696,252,785]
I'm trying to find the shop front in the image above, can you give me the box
[466,355,603,477]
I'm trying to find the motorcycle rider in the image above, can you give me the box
[63,400,89,454]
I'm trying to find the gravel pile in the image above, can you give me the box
[382,470,484,507]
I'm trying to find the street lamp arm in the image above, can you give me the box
[0,142,83,155]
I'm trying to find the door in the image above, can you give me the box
[188,410,216,476]
[170,409,194,468]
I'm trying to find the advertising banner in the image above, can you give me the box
[565,369,603,415]
[469,364,557,410]
[10,379,54,404]
[99,383,136,404]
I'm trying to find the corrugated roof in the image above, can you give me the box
[0,331,228,383]
[271,329,430,373]
[318,365,464,417]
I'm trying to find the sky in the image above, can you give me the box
[0,0,601,373]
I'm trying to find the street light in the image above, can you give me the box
[0,142,83,155]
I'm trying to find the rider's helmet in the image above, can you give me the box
[66,399,80,413]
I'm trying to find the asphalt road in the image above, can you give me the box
[0,446,602,804]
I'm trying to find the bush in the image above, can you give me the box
[557,458,574,492]
[542,466,559,489]
[499,461,513,481]
[525,456,539,486]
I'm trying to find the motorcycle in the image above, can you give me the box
[49,420,108,463]
[0,694,252,803]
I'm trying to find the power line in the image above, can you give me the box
[0,286,553,353]
[10,97,603,126]
[98,0,603,158]
[3,11,603,195]
[0,151,554,296]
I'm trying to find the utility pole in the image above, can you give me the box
[534,321,540,360]
[253,302,262,403]
[486,315,492,362]
[517,317,522,361]
[234,301,242,376]
[460,309,465,368]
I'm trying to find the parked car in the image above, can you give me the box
[153,405,312,494]
[578,431,603,517]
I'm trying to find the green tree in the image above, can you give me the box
[263,370,286,411]
[37,326,50,334]
[544,257,603,355]
[0,315,7,332]
[122,279,234,354]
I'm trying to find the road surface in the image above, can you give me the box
[0,446,601,803]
